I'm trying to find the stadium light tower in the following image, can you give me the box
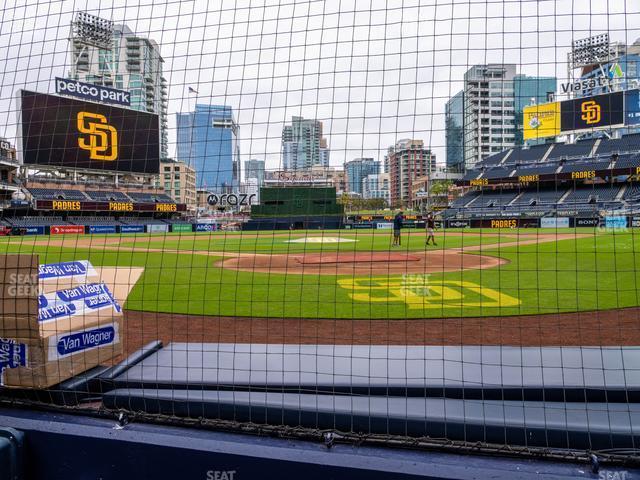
[69,11,114,75]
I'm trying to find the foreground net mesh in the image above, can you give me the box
[0,0,639,463]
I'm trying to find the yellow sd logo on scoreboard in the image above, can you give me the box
[580,100,601,125]
[77,112,118,161]
[337,276,520,309]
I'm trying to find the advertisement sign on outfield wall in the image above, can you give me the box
[171,224,193,233]
[574,218,599,227]
[376,222,393,229]
[195,223,217,232]
[446,219,470,228]
[632,217,640,228]
[50,225,84,235]
[120,225,145,233]
[604,216,627,229]
[540,217,570,228]
[24,226,45,235]
[147,224,169,233]
[473,218,541,228]
[89,225,116,234]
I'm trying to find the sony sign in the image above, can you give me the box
[55,77,131,107]
[207,193,256,207]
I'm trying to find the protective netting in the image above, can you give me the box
[0,0,640,465]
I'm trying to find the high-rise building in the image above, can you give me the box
[244,159,265,186]
[445,91,465,172]
[462,64,518,169]
[161,160,196,214]
[344,158,380,195]
[361,173,390,205]
[384,139,436,207]
[282,116,329,170]
[176,105,239,191]
[459,64,557,169]
[69,22,169,159]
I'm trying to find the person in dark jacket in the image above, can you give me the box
[425,213,437,246]
[392,211,403,246]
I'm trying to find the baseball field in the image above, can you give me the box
[1,227,638,321]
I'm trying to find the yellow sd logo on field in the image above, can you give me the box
[337,276,520,309]
[77,111,118,161]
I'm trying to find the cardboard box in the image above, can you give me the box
[0,254,143,389]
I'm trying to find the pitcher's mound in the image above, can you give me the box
[216,250,507,275]
[296,252,421,264]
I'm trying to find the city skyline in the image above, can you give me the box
[0,2,638,173]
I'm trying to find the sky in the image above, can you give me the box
[0,0,639,172]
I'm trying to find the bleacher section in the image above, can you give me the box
[119,217,170,225]
[546,140,595,161]
[126,192,175,203]
[28,188,88,200]
[5,216,67,226]
[84,191,132,202]
[510,189,567,206]
[67,216,119,226]
[504,144,549,164]
[445,133,640,220]
[562,185,622,204]
[596,133,640,156]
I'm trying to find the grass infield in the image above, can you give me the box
[1,227,638,319]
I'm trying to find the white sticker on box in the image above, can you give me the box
[38,260,97,282]
[0,338,28,386]
[47,322,119,361]
[38,282,121,323]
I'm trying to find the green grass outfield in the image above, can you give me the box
[1,227,639,319]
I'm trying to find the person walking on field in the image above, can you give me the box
[425,213,437,246]
[392,211,403,247]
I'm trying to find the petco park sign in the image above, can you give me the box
[207,193,256,207]
[56,77,131,107]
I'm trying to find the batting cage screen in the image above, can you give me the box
[1,0,640,473]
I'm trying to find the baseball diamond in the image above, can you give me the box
[2,227,637,357]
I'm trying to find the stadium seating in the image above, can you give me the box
[560,160,611,173]
[561,184,621,204]
[119,216,168,225]
[468,190,520,208]
[126,192,175,203]
[483,167,514,179]
[5,216,67,226]
[514,164,560,176]
[479,149,511,166]
[84,191,132,202]
[596,133,640,156]
[546,140,595,161]
[504,144,550,164]
[510,189,567,206]
[28,188,89,200]
[68,216,119,225]
[613,154,640,170]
